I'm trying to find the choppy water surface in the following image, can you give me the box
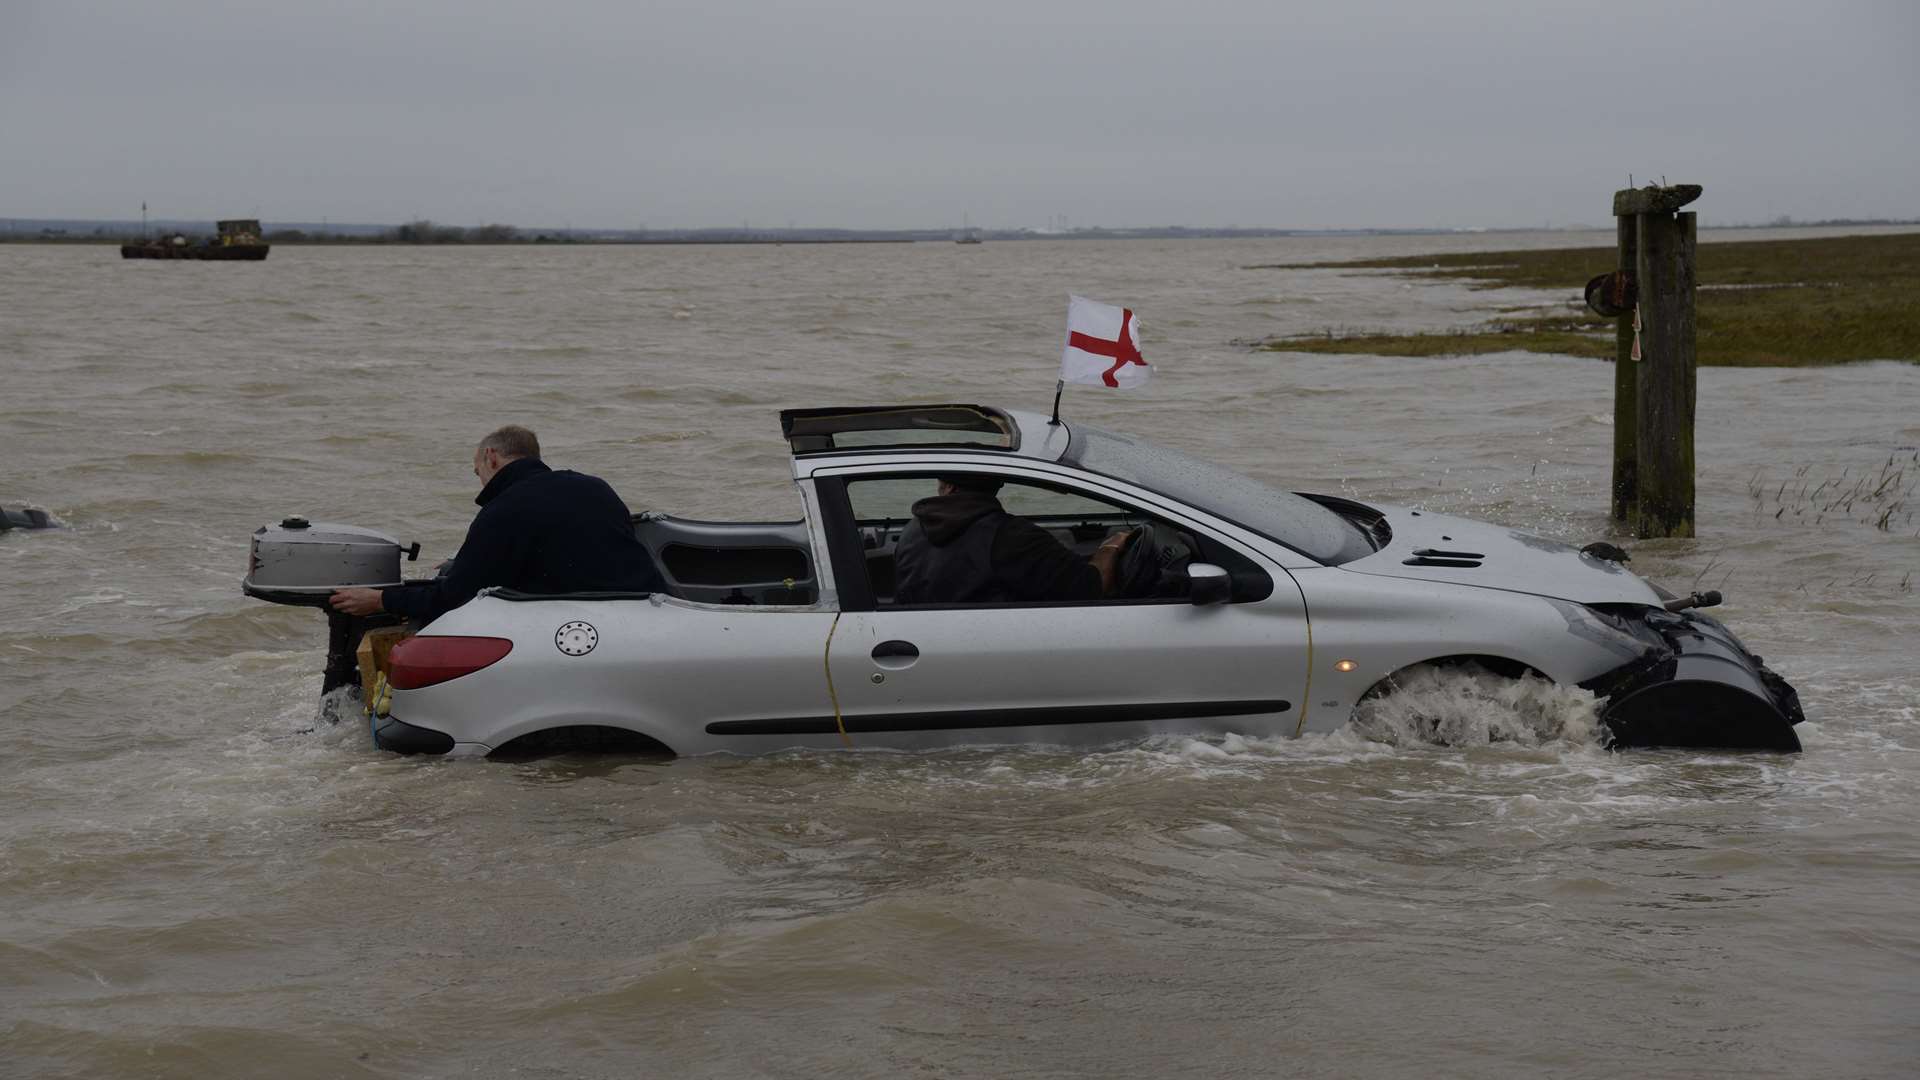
[3,232,1917,1078]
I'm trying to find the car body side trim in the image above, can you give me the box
[705,699,1290,736]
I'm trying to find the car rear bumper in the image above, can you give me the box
[372,714,456,756]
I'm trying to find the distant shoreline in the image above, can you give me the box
[5,216,1917,247]
[0,224,1506,246]
[1259,230,1920,367]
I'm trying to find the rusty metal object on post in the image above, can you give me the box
[1585,269,1638,317]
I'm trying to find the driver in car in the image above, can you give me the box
[890,475,1134,605]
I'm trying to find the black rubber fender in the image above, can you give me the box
[1592,609,1803,751]
[372,716,456,756]
[1603,677,1801,751]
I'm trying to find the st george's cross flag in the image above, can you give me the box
[1060,295,1152,389]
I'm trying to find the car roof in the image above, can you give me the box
[780,404,1069,466]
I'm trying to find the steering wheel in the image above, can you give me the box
[1113,523,1197,599]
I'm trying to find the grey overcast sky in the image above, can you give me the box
[3,0,1915,230]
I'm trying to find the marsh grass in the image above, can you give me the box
[1744,450,1919,595]
[1260,231,1920,366]
[1745,450,1920,542]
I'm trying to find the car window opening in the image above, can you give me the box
[631,514,819,606]
[843,473,1271,607]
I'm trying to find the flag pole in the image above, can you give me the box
[1048,379,1064,425]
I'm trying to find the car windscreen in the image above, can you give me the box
[1063,424,1374,565]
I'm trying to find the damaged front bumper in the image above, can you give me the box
[1581,607,1806,751]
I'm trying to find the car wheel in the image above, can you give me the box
[1348,660,1605,748]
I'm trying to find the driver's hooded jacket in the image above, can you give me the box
[380,457,662,625]
[891,491,1102,605]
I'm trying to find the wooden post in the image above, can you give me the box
[1610,215,1638,523]
[1608,184,1700,539]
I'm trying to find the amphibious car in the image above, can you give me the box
[244,404,1804,757]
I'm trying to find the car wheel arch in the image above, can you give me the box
[1357,654,1550,704]
[485,724,676,760]
[472,710,680,759]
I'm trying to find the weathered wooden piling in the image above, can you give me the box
[1602,184,1700,538]
[1610,215,1639,522]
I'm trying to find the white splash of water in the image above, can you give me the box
[313,684,367,731]
[1346,663,1607,748]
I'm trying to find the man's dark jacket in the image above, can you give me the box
[891,492,1101,605]
[380,457,662,624]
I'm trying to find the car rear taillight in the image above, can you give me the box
[387,636,514,690]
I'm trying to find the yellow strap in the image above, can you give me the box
[1294,614,1314,737]
[823,612,851,746]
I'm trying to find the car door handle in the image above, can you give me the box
[871,640,919,669]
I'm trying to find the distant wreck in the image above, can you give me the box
[121,218,270,261]
[1,504,57,531]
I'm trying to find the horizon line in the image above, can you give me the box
[8,213,1919,237]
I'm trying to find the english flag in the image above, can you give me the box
[1060,295,1151,389]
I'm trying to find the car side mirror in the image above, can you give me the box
[1187,563,1230,605]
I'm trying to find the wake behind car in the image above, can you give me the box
[243,404,1804,758]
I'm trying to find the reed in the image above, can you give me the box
[1744,450,1919,537]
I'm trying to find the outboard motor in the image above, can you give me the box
[242,516,419,696]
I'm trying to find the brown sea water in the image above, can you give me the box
[2,232,1917,1078]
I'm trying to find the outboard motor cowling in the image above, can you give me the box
[244,517,417,607]
[242,516,419,697]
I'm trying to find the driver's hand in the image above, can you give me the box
[1091,528,1137,596]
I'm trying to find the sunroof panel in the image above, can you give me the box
[780,404,1019,455]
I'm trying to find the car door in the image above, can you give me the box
[814,470,1311,750]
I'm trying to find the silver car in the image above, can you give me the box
[245,403,1804,758]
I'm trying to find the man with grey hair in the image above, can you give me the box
[330,425,662,624]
